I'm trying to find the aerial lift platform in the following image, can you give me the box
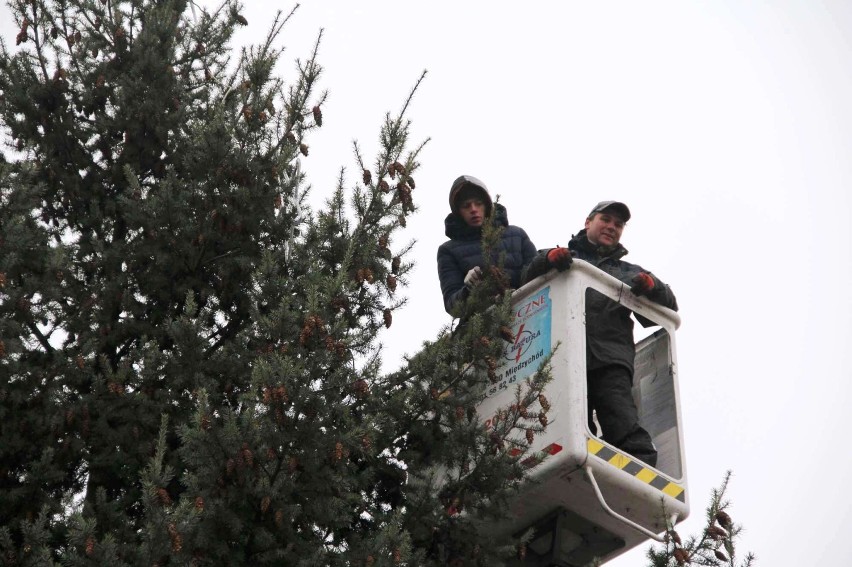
[477,260,688,566]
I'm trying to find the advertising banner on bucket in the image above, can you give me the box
[486,286,552,398]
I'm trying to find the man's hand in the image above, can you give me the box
[630,272,656,296]
[464,266,483,287]
[546,247,573,271]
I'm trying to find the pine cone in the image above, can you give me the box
[194,496,204,512]
[714,550,728,562]
[386,275,397,293]
[716,510,732,529]
[353,379,369,397]
[362,169,372,185]
[396,184,412,208]
[85,536,95,556]
[707,526,726,540]
[168,523,182,552]
[499,326,514,342]
[157,487,172,506]
[490,266,510,292]
[241,444,254,468]
[526,429,534,444]
[391,256,401,274]
[383,308,392,328]
[378,179,390,193]
[538,394,551,412]
[312,105,323,126]
[673,548,690,565]
[299,143,309,156]
[538,414,548,427]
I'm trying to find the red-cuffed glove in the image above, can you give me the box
[546,247,573,271]
[630,272,656,296]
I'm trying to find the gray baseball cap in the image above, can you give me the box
[588,200,631,222]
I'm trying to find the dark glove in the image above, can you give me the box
[630,272,656,296]
[464,266,483,287]
[546,247,573,271]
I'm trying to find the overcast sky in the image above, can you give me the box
[4,1,852,565]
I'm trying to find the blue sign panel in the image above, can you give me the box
[487,286,552,398]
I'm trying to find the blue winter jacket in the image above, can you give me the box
[437,203,537,314]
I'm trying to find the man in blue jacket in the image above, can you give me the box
[522,201,678,467]
[437,175,552,315]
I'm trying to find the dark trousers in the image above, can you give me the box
[587,364,657,467]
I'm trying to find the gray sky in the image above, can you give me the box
[4,1,852,565]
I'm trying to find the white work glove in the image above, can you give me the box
[464,266,483,287]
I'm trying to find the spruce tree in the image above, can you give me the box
[0,1,552,565]
[647,472,755,567]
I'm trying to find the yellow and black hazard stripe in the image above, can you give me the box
[587,438,685,502]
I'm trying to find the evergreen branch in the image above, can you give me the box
[396,70,427,127]
[199,247,240,266]
[25,319,54,353]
